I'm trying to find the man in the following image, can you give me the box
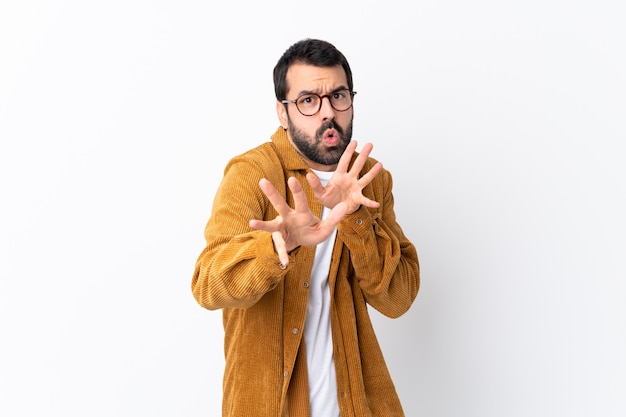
[192,38,420,417]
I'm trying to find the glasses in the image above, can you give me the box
[281,89,356,116]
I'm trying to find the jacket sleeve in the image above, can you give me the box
[336,167,420,318]
[191,154,294,310]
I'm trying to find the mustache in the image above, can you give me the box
[316,120,343,137]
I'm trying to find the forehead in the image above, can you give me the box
[285,63,348,95]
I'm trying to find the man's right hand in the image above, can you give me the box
[249,176,348,267]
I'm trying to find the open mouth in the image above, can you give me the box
[322,129,339,146]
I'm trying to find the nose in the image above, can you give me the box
[318,96,336,120]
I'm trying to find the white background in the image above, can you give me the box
[1,1,624,416]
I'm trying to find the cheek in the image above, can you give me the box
[291,116,318,134]
[337,114,354,132]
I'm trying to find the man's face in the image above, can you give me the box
[277,63,354,171]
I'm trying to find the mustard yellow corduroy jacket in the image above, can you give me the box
[192,127,420,417]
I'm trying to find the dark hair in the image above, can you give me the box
[273,38,353,101]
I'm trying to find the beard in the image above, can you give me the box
[287,118,353,166]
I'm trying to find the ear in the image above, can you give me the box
[276,100,289,130]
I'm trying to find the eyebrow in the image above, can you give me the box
[295,86,349,97]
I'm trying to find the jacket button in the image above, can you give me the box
[292,328,299,334]
[356,218,363,225]
[303,281,309,288]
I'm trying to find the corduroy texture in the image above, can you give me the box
[192,127,420,417]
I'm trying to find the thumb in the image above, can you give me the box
[324,201,349,228]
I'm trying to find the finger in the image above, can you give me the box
[259,178,291,217]
[287,177,310,214]
[249,216,280,233]
[272,231,289,267]
[335,140,358,174]
[359,196,381,209]
[358,161,383,186]
[305,172,325,199]
[349,142,374,176]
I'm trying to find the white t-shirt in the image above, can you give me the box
[304,169,340,417]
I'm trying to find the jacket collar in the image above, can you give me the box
[270,127,311,172]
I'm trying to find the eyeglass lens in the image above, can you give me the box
[296,90,353,115]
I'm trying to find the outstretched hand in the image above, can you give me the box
[306,140,382,214]
[249,176,348,267]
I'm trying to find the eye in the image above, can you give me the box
[333,90,348,101]
[297,94,319,107]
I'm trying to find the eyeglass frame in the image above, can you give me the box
[281,89,357,116]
